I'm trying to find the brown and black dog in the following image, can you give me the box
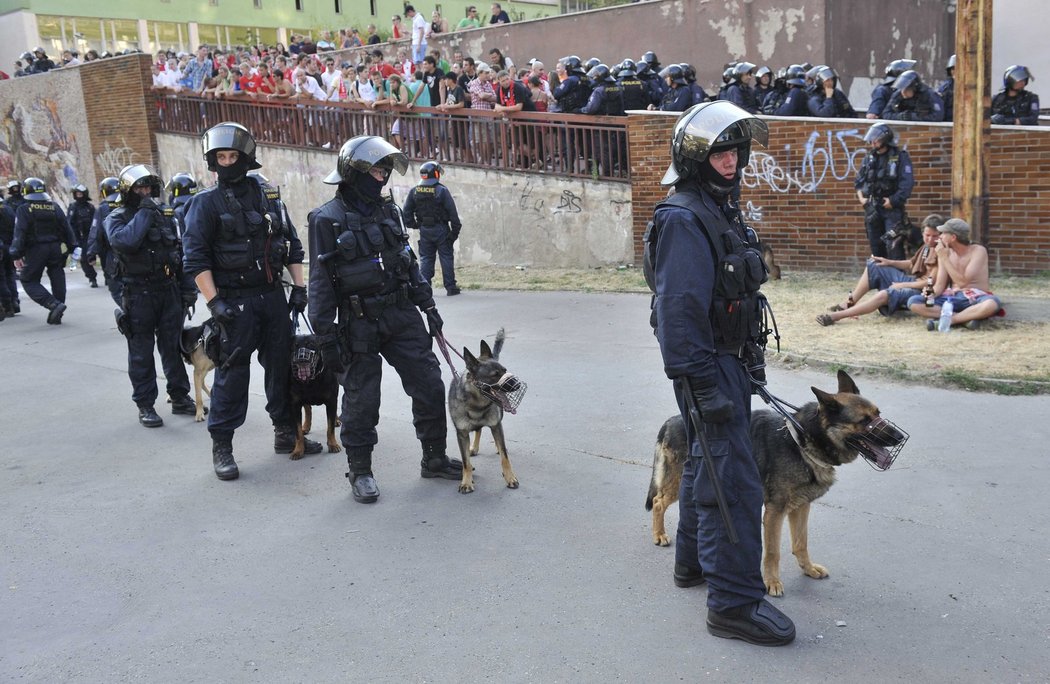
[289,334,341,460]
[645,370,906,596]
[179,320,216,422]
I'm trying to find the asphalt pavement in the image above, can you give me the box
[2,274,1049,683]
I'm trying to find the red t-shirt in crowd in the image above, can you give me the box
[376,63,396,79]
[240,73,262,92]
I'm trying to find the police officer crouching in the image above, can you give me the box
[183,122,321,481]
[8,177,77,324]
[647,101,794,646]
[106,164,198,427]
[854,123,914,260]
[307,136,461,504]
[403,161,463,295]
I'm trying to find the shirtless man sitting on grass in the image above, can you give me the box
[906,218,1002,330]
[816,213,942,326]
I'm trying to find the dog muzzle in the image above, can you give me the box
[292,345,322,382]
[474,372,528,414]
[846,417,909,471]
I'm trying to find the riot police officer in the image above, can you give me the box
[938,54,955,122]
[881,70,944,122]
[646,101,794,646]
[636,58,666,106]
[86,177,124,305]
[772,65,808,116]
[680,64,709,107]
[991,65,1040,125]
[183,121,320,481]
[855,123,914,260]
[581,63,625,116]
[654,64,692,112]
[616,59,652,111]
[866,58,916,119]
[723,62,760,114]
[8,177,76,324]
[807,66,856,118]
[307,136,461,504]
[553,56,592,114]
[166,172,198,236]
[106,164,197,427]
[403,161,463,296]
[67,183,98,287]
[0,194,18,317]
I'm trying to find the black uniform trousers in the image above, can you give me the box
[102,253,123,305]
[1,251,18,306]
[417,224,457,290]
[207,285,293,440]
[865,205,906,260]
[673,355,765,613]
[123,278,191,408]
[78,244,98,283]
[339,302,446,452]
[19,242,66,309]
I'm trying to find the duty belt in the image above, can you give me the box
[123,274,177,291]
[218,282,280,299]
[367,285,410,310]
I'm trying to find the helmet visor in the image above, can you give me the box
[325,136,410,184]
[662,101,769,185]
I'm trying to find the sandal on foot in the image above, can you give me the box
[816,314,835,326]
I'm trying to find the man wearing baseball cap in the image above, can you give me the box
[906,218,1002,329]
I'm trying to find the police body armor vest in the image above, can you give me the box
[619,79,649,110]
[559,77,591,113]
[210,182,289,290]
[600,84,626,116]
[643,189,768,354]
[69,201,94,235]
[411,185,445,225]
[27,201,61,242]
[115,205,182,278]
[863,149,901,199]
[316,198,415,300]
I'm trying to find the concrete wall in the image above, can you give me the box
[627,112,1050,276]
[155,132,633,268]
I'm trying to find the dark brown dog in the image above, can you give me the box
[645,370,905,596]
[289,334,341,460]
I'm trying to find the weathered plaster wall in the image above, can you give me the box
[156,132,633,267]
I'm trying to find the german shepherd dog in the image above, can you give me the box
[289,333,341,460]
[448,328,524,494]
[179,319,216,422]
[645,370,906,596]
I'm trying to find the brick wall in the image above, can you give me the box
[628,114,1050,276]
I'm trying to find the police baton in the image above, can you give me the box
[680,376,740,545]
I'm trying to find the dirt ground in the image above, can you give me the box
[450,264,1050,393]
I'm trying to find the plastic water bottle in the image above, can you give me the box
[938,299,954,333]
[69,246,81,271]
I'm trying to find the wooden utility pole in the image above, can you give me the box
[951,0,993,243]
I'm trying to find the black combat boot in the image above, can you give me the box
[89,278,99,288]
[212,436,239,480]
[170,394,203,416]
[346,448,379,503]
[138,406,164,428]
[46,301,67,325]
[673,563,707,588]
[274,424,322,455]
[420,439,463,480]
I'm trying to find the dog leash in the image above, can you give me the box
[434,330,463,380]
[293,311,315,335]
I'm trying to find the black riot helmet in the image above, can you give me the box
[635,60,650,77]
[1004,65,1033,90]
[755,65,772,83]
[864,123,896,149]
[587,63,614,85]
[99,177,120,202]
[815,66,838,89]
[640,51,660,72]
[6,179,22,196]
[805,65,824,85]
[946,54,956,77]
[23,177,47,199]
[118,164,162,199]
[662,101,769,186]
[166,172,198,198]
[561,55,584,76]
[201,121,262,171]
[618,58,637,78]
[584,57,601,72]
[680,64,697,84]
[883,58,918,85]
[722,64,736,84]
[785,64,806,87]
[20,51,33,62]
[893,70,923,93]
[419,161,443,186]
[774,67,788,86]
[659,64,686,86]
[72,183,90,200]
[731,61,756,83]
[324,135,409,185]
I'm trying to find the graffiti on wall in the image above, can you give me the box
[0,97,81,204]
[743,127,869,194]
[95,138,141,178]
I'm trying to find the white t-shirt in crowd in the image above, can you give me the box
[411,13,427,45]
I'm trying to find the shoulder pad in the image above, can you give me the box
[264,187,281,202]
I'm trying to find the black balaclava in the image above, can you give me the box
[339,170,387,216]
[215,155,253,185]
[697,146,742,201]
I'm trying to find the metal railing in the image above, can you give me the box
[154,94,630,182]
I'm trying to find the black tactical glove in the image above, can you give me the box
[138,196,159,211]
[745,344,766,389]
[450,229,460,244]
[207,297,239,325]
[182,290,198,309]
[288,285,308,315]
[688,379,734,424]
[424,307,443,337]
[320,339,345,374]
